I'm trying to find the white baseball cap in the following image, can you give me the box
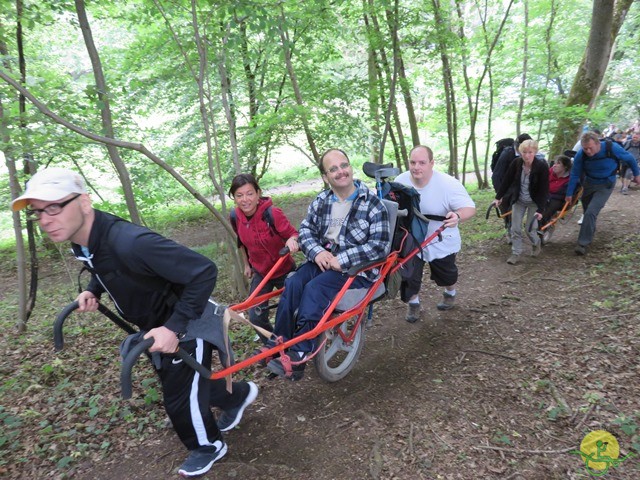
[11,168,87,211]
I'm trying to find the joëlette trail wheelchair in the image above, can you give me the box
[486,186,583,246]
[54,163,447,397]
[527,186,583,245]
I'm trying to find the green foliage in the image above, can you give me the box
[491,429,512,446]
[2,0,637,231]
[590,231,640,313]
[613,414,638,436]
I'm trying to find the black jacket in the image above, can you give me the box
[496,157,549,213]
[72,210,217,333]
[491,146,517,193]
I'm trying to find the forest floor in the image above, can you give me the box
[2,184,640,480]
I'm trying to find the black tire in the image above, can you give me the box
[53,301,80,351]
[313,313,366,382]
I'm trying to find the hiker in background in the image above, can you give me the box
[491,133,532,194]
[619,132,640,195]
[603,123,617,138]
[568,132,640,255]
[572,128,602,153]
[395,145,476,322]
[491,133,533,244]
[541,154,572,225]
[229,174,299,345]
[538,151,575,244]
[612,131,626,146]
[572,129,602,225]
[493,140,549,265]
[535,154,573,245]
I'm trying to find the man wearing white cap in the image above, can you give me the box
[11,168,258,477]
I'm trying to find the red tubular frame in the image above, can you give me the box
[208,223,447,381]
[538,186,584,232]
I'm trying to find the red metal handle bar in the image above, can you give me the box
[388,224,447,277]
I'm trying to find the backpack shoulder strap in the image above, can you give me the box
[229,208,238,233]
[229,208,245,248]
[262,205,277,235]
[604,138,619,160]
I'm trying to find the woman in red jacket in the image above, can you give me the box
[536,155,572,245]
[229,174,299,345]
[542,154,572,224]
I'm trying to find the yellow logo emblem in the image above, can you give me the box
[571,430,635,476]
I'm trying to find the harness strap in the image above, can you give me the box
[222,308,273,392]
[277,337,326,378]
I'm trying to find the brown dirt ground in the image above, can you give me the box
[6,185,640,480]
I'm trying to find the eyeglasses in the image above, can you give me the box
[25,194,81,220]
[325,162,351,175]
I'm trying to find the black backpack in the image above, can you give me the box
[491,138,515,171]
[229,206,276,248]
[379,181,430,253]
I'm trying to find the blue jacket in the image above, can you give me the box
[567,140,640,196]
[298,180,390,283]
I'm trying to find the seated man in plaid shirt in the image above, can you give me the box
[266,148,391,380]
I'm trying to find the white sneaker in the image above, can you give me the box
[577,214,584,225]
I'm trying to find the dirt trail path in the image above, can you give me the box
[84,190,640,479]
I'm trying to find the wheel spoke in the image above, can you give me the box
[314,314,365,382]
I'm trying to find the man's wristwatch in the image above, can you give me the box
[175,331,186,341]
[454,211,461,220]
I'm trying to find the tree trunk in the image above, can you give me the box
[278,6,320,165]
[189,3,245,296]
[213,24,241,174]
[1,93,28,332]
[455,0,513,184]
[549,0,634,157]
[366,44,381,162]
[366,36,401,168]
[537,0,558,141]
[385,4,420,147]
[5,155,27,332]
[74,0,141,225]
[367,0,407,167]
[454,0,477,181]
[515,0,529,136]
[237,16,285,181]
[239,20,260,174]
[477,0,494,188]
[3,3,30,330]
[431,0,458,177]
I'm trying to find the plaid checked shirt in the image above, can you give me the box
[299,180,391,282]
